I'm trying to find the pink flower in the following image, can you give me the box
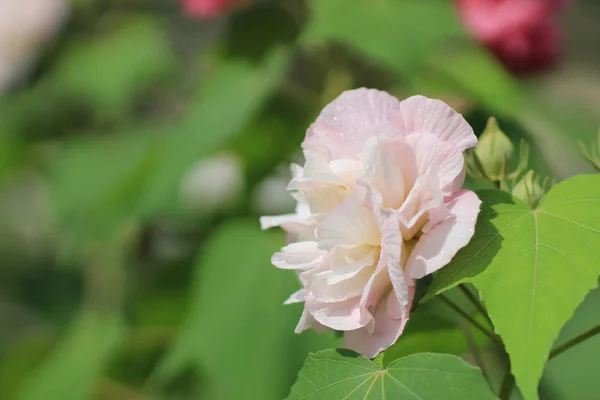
[261,89,481,358]
[180,0,238,18]
[456,0,569,75]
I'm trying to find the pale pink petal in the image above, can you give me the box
[303,88,403,160]
[328,245,378,284]
[406,190,481,279]
[406,132,466,195]
[344,289,414,358]
[284,289,306,305]
[260,202,316,242]
[398,165,451,240]
[398,95,477,153]
[305,295,368,331]
[272,241,324,270]
[362,137,418,209]
[317,189,380,250]
[311,265,376,303]
[285,290,329,334]
[288,152,354,214]
[295,308,329,334]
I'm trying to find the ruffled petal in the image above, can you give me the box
[317,189,380,250]
[362,137,418,209]
[328,245,378,284]
[303,88,403,160]
[272,241,324,270]
[398,164,451,240]
[343,288,414,358]
[285,290,329,334]
[398,95,477,154]
[406,190,481,279]
[406,132,466,195]
[260,202,317,242]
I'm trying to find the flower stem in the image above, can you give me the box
[498,361,515,400]
[549,323,600,360]
[437,293,501,345]
[458,284,493,325]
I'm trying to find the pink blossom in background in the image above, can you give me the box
[261,89,481,357]
[181,0,238,18]
[456,0,570,75]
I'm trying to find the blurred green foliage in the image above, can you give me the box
[0,0,598,399]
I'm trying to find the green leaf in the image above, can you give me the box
[287,349,497,399]
[303,0,464,75]
[151,219,339,400]
[49,17,174,112]
[18,312,125,400]
[423,175,600,399]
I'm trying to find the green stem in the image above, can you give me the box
[498,361,515,400]
[460,321,490,385]
[458,284,493,325]
[550,324,600,360]
[437,294,501,345]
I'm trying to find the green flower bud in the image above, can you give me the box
[512,170,544,208]
[473,117,515,181]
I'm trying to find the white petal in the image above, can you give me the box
[284,289,305,304]
[328,245,378,284]
[317,189,380,250]
[272,241,324,270]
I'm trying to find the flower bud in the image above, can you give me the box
[512,170,544,208]
[473,117,515,181]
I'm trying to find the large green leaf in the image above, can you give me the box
[17,312,125,400]
[150,220,339,400]
[303,0,464,75]
[287,349,496,399]
[423,175,600,399]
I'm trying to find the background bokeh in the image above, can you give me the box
[0,0,599,399]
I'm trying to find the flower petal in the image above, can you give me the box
[260,202,317,242]
[406,189,481,279]
[398,164,451,240]
[317,189,380,250]
[343,289,414,358]
[305,296,367,331]
[406,132,466,195]
[303,88,403,160]
[328,245,378,285]
[362,137,418,209]
[398,95,477,154]
[272,241,324,270]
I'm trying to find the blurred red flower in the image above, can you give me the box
[456,0,570,75]
[181,0,237,18]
